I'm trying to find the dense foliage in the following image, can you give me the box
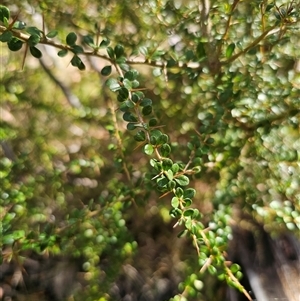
[1,1,299,300]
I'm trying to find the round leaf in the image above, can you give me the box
[7,38,23,51]
[144,144,154,155]
[160,143,171,157]
[142,105,152,116]
[175,175,190,186]
[58,49,68,57]
[101,65,112,76]
[66,32,77,46]
[171,197,179,208]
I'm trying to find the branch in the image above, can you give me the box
[0,23,289,72]
[0,25,202,71]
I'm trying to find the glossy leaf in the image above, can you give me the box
[142,105,152,116]
[106,78,121,92]
[123,112,138,122]
[12,21,26,30]
[134,130,146,142]
[140,98,152,107]
[46,30,58,38]
[28,34,40,46]
[175,175,190,186]
[101,65,112,76]
[99,38,110,47]
[29,46,42,58]
[171,197,179,208]
[66,32,77,46]
[7,38,23,51]
[0,5,10,23]
[160,143,171,157]
[57,49,68,57]
[114,44,124,58]
[144,144,154,155]
[107,47,115,59]
[226,43,235,58]
[124,70,139,81]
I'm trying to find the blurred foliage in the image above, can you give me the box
[0,0,300,300]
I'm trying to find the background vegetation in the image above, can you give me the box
[1,0,299,300]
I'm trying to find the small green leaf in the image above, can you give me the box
[166,169,173,180]
[150,136,157,145]
[184,208,195,216]
[29,46,42,58]
[157,134,168,144]
[0,31,12,42]
[157,177,169,187]
[171,163,180,173]
[119,100,135,112]
[106,78,121,92]
[183,188,196,199]
[142,105,152,116]
[58,49,68,57]
[123,112,138,122]
[71,55,85,70]
[160,143,171,157]
[171,197,179,208]
[7,38,23,51]
[168,180,176,190]
[149,118,158,127]
[114,44,124,58]
[118,87,129,100]
[66,32,77,46]
[134,130,146,142]
[144,144,154,155]
[46,30,58,38]
[175,175,189,186]
[26,26,41,37]
[162,158,173,170]
[0,5,10,24]
[12,21,26,30]
[170,208,182,218]
[175,187,184,198]
[100,38,110,47]
[131,80,139,88]
[107,46,115,59]
[124,70,139,80]
[28,34,40,46]
[71,45,84,54]
[140,98,152,107]
[226,43,235,58]
[123,78,132,90]
[183,198,192,207]
[127,123,137,131]
[101,65,112,76]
